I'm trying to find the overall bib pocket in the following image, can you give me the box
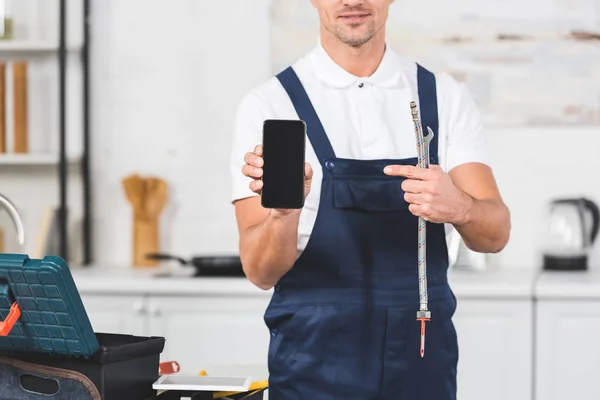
[332,176,410,212]
[325,157,413,213]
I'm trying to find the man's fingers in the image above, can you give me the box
[404,192,422,205]
[244,151,263,168]
[254,144,263,157]
[305,163,313,180]
[408,204,430,220]
[401,179,427,194]
[242,163,263,178]
[383,164,437,180]
[249,179,263,193]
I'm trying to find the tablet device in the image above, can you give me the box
[153,374,252,392]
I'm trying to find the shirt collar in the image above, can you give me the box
[310,42,404,89]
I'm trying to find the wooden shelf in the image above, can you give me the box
[0,40,81,55]
[0,153,80,166]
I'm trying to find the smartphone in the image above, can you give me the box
[261,119,306,209]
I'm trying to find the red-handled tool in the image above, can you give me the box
[0,302,21,336]
[159,361,181,375]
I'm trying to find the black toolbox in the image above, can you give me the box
[0,254,165,399]
[12,332,165,400]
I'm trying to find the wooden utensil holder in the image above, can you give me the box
[133,214,159,268]
[122,174,168,268]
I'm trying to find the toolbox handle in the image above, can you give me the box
[0,302,21,336]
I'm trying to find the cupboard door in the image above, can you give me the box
[147,295,271,375]
[453,299,533,400]
[536,300,600,400]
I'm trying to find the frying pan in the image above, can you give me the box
[145,253,246,277]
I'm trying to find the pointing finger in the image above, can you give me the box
[383,165,434,180]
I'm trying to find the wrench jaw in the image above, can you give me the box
[423,126,435,168]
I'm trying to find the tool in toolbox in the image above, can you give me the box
[0,253,166,400]
[410,101,434,358]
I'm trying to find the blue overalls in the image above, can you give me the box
[264,65,459,400]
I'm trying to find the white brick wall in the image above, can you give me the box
[2,0,599,271]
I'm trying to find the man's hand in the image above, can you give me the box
[236,144,314,290]
[384,162,510,253]
[383,164,473,224]
[242,144,313,217]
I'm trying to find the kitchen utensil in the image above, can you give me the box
[0,192,25,245]
[13,61,27,153]
[542,197,600,271]
[122,174,168,268]
[410,101,433,358]
[146,253,245,277]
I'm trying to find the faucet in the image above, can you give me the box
[0,193,25,246]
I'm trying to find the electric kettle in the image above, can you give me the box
[542,197,600,271]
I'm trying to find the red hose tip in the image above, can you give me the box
[418,318,428,358]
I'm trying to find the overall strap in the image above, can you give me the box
[416,64,439,158]
[276,67,336,162]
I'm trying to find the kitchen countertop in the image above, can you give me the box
[535,269,600,300]
[69,265,270,297]
[68,264,541,299]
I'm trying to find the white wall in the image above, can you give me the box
[90,0,272,265]
[2,0,600,272]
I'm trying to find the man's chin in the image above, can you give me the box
[339,35,372,47]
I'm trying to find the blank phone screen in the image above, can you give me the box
[261,119,306,209]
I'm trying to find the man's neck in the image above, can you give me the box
[319,30,386,77]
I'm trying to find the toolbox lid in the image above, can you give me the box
[0,254,99,358]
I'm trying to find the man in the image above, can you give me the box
[230,0,511,398]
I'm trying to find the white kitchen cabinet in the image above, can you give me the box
[535,300,600,400]
[146,294,272,373]
[452,298,533,400]
[77,267,600,400]
[80,294,148,336]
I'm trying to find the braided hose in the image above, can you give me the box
[410,101,433,358]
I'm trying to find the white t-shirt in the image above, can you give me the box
[230,43,489,254]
